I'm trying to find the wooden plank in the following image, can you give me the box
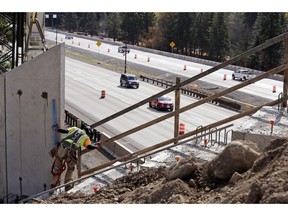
[174,77,181,143]
[80,98,283,177]
[98,63,288,148]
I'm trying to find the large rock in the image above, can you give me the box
[165,157,198,181]
[207,140,261,180]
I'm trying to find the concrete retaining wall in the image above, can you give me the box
[232,131,279,152]
[101,132,133,158]
[0,44,65,202]
[0,75,6,202]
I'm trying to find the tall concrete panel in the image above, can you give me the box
[0,75,7,202]
[0,43,65,203]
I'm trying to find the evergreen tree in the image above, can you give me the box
[84,13,99,36]
[154,13,177,52]
[106,13,121,41]
[174,13,196,55]
[208,13,230,61]
[247,13,284,71]
[120,13,142,44]
[193,13,214,57]
[61,13,79,33]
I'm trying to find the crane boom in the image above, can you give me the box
[25,12,48,61]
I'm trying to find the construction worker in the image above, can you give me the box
[50,126,99,192]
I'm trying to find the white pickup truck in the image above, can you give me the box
[232,69,256,81]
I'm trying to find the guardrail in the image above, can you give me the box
[139,75,242,111]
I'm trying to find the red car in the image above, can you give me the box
[149,96,174,111]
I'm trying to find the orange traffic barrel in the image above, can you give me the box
[179,123,185,135]
[272,85,276,93]
[100,90,106,99]
[175,155,180,162]
[223,74,227,80]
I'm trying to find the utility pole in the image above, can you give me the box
[124,43,127,74]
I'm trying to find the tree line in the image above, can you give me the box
[1,13,288,72]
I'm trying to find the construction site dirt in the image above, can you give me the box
[42,138,288,204]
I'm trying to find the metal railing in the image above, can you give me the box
[19,123,233,203]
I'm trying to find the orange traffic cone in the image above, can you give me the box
[179,123,185,135]
[272,85,276,93]
[100,90,106,99]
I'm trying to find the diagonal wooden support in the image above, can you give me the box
[81,97,284,177]
[90,33,288,129]
[98,63,288,148]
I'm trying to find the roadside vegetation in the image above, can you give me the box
[1,12,288,72]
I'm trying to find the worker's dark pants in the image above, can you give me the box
[51,142,77,191]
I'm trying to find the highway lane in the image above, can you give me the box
[65,57,249,152]
[46,31,284,102]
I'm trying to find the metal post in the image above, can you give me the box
[124,43,127,73]
[51,15,53,29]
[77,148,82,178]
[283,37,288,108]
[53,14,57,45]
[174,77,181,143]
[56,28,57,45]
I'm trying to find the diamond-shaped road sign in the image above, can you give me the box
[96,41,101,47]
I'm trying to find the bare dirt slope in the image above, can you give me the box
[42,138,288,204]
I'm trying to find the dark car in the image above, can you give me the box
[120,73,139,88]
[118,45,130,53]
[65,34,73,39]
[149,95,174,111]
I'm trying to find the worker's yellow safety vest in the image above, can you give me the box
[61,127,88,149]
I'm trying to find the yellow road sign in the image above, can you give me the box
[170,41,175,48]
[96,41,101,47]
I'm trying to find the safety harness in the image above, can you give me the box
[50,128,86,188]
[50,161,66,187]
